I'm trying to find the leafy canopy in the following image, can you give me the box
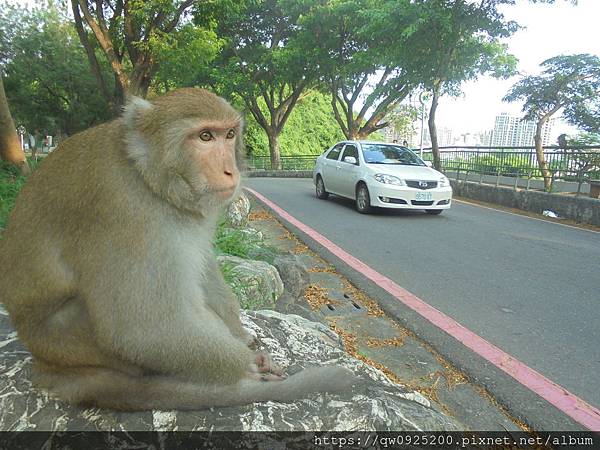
[504,54,600,131]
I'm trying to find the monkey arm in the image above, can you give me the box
[202,257,255,345]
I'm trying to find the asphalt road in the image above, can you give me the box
[245,177,600,413]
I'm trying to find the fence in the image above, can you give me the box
[248,146,600,193]
[421,146,600,193]
[248,155,318,171]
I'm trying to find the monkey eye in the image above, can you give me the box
[226,129,236,139]
[199,131,213,141]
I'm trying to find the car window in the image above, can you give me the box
[361,144,425,166]
[325,144,344,161]
[341,145,359,164]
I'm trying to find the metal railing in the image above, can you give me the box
[420,146,600,193]
[248,155,318,171]
[247,146,600,193]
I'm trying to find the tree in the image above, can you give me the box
[71,0,204,106]
[0,74,28,174]
[504,54,600,190]
[244,90,345,157]
[406,0,517,170]
[564,132,600,195]
[197,0,316,169]
[385,104,419,144]
[1,3,113,136]
[298,0,421,140]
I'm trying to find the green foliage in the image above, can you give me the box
[0,160,26,231]
[504,54,600,130]
[296,0,420,138]
[214,224,264,259]
[386,104,419,141]
[566,133,600,147]
[406,0,518,96]
[244,91,345,156]
[0,2,112,136]
[467,155,534,177]
[151,24,222,90]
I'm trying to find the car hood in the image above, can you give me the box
[364,164,444,180]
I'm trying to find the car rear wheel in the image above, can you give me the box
[356,183,372,214]
[315,175,329,199]
[425,209,443,215]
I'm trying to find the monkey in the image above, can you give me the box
[0,88,356,411]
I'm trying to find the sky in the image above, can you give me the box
[436,0,600,139]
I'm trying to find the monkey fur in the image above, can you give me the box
[0,88,355,411]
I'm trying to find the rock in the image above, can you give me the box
[226,192,251,228]
[218,255,284,309]
[0,306,461,432]
[273,254,310,299]
[274,291,323,323]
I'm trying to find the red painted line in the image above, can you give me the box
[245,186,600,431]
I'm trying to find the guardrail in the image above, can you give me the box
[420,146,600,194]
[248,146,600,193]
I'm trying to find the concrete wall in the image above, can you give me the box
[450,180,600,226]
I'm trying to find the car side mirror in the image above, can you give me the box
[424,161,433,167]
[344,156,357,165]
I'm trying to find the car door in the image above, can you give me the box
[321,143,344,194]
[337,144,361,198]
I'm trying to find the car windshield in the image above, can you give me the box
[361,144,425,166]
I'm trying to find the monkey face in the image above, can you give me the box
[185,121,241,202]
[123,89,246,216]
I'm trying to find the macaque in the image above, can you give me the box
[0,88,355,411]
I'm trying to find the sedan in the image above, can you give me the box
[313,141,452,214]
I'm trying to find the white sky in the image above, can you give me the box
[436,0,600,138]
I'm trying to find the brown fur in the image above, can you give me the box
[0,88,354,411]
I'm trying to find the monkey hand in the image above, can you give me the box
[250,351,284,381]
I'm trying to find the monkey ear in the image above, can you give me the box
[122,96,154,164]
[122,96,153,128]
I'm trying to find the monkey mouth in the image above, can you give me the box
[214,186,237,199]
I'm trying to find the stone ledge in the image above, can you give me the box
[451,180,600,226]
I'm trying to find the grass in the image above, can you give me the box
[0,162,29,232]
[213,218,279,263]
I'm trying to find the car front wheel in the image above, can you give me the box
[425,209,443,215]
[315,175,329,199]
[356,183,372,214]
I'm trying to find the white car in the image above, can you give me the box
[313,141,452,214]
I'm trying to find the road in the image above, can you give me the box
[245,177,600,414]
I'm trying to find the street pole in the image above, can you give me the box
[418,91,428,159]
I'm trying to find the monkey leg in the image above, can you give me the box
[33,364,357,411]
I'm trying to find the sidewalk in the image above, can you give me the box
[247,197,528,432]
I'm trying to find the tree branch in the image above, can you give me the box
[70,0,112,104]
[162,0,194,33]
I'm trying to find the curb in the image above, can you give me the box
[244,187,588,432]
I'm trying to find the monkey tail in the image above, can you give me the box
[33,365,357,411]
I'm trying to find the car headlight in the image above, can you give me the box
[438,176,450,187]
[374,173,406,186]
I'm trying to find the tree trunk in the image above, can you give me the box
[534,119,552,191]
[428,86,441,171]
[267,132,282,170]
[0,76,30,175]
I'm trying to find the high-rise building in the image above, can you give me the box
[490,113,555,147]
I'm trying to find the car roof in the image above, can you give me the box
[334,140,406,147]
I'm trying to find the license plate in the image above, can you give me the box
[415,192,433,201]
